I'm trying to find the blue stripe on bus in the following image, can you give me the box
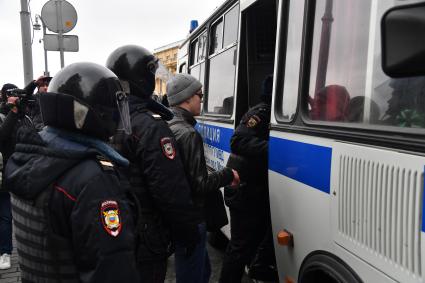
[195,123,233,152]
[269,137,332,194]
[194,122,332,194]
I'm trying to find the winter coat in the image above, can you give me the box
[168,106,233,230]
[5,126,140,282]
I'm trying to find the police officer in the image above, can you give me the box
[219,75,278,282]
[4,62,140,282]
[107,45,199,283]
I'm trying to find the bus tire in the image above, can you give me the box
[298,251,363,283]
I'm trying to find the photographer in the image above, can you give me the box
[0,83,24,270]
[23,76,51,131]
[0,83,35,270]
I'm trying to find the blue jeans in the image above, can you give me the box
[175,223,211,283]
[0,192,12,255]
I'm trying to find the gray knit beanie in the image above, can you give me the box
[167,73,202,106]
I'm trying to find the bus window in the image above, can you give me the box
[308,0,425,129]
[189,31,207,88]
[205,4,239,115]
[223,5,239,48]
[198,32,208,62]
[278,0,305,122]
[179,63,187,74]
[210,19,224,55]
[207,46,237,114]
[190,39,199,66]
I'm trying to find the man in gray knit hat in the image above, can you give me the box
[167,73,239,283]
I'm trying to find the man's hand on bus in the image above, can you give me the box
[230,169,240,188]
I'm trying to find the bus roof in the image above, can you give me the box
[179,0,238,48]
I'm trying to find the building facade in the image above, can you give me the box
[154,40,183,96]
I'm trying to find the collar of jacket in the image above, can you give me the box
[129,95,174,121]
[171,106,196,126]
[41,127,129,167]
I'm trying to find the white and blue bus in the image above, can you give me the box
[177,0,425,282]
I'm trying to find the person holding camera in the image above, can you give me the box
[0,83,29,270]
[23,76,52,131]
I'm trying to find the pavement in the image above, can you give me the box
[0,236,20,282]
[0,233,254,283]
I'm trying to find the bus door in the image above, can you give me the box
[236,0,278,125]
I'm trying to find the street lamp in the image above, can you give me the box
[33,14,50,77]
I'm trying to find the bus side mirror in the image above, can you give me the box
[381,3,425,78]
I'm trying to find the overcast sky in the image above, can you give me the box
[0,0,225,87]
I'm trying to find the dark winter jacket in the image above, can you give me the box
[112,96,199,261]
[0,104,33,191]
[23,80,44,130]
[224,102,271,210]
[230,102,270,184]
[28,93,44,131]
[168,107,233,229]
[5,126,139,282]
[0,109,19,161]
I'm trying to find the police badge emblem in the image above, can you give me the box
[160,137,176,160]
[246,115,261,128]
[100,200,122,237]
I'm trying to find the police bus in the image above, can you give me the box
[177,0,425,282]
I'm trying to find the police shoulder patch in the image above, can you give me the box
[246,115,261,128]
[160,137,176,160]
[100,200,122,237]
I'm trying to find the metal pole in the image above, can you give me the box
[311,0,333,118]
[20,0,34,84]
[314,0,333,96]
[55,0,65,68]
[42,23,50,77]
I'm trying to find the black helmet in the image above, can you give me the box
[106,45,158,98]
[40,62,131,140]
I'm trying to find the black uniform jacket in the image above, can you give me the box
[5,127,139,282]
[230,102,270,182]
[168,107,233,230]
[116,96,199,258]
[24,81,44,131]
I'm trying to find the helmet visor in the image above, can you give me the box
[115,91,132,135]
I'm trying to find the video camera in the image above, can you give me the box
[5,88,35,104]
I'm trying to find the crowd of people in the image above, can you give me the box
[0,45,277,283]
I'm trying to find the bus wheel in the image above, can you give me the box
[299,252,362,283]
